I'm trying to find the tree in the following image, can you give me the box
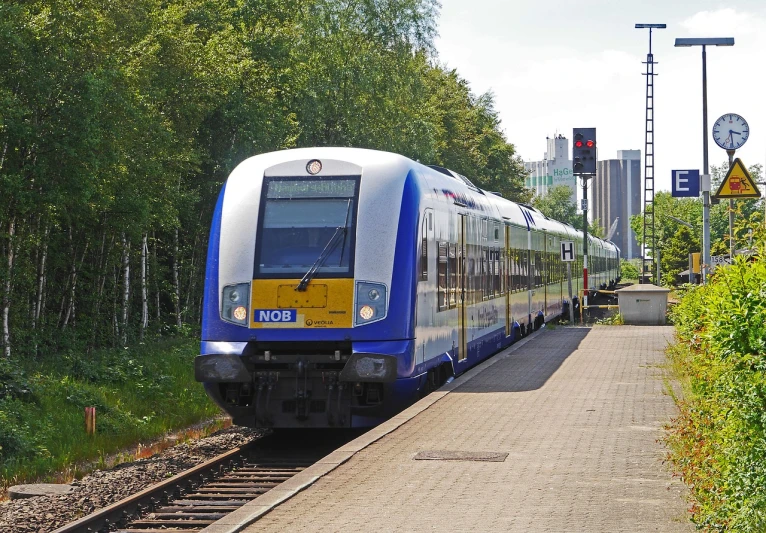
[661,226,700,282]
[532,185,604,236]
[630,192,703,284]
[0,0,535,358]
[532,185,577,225]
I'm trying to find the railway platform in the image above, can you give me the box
[203,325,692,533]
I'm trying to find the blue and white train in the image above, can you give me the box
[196,147,620,428]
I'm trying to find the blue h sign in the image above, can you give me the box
[672,170,700,197]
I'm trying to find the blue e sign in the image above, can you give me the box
[672,170,700,197]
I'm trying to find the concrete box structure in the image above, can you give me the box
[615,284,670,325]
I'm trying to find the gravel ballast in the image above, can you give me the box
[0,426,262,532]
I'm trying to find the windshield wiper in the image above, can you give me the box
[295,199,353,292]
[296,226,346,292]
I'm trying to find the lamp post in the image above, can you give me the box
[674,37,734,283]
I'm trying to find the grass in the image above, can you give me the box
[0,338,222,496]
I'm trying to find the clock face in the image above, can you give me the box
[713,114,749,150]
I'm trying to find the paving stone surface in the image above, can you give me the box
[242,326,692,532]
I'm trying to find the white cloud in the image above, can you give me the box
[435,3,766,193]
[680,8,761,36]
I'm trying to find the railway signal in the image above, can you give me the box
[572,128,597,175]
[573,127,597,301]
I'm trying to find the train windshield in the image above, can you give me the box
[254,177,359,277]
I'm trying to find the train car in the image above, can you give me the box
[195,147,620,428]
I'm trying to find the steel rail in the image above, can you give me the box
[52,445,251,533]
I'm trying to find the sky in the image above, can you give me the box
[434,1,766,193]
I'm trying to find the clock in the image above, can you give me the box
[712,113,749,150]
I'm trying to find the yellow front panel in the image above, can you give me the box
[277,284,328,308]
[251,278,354,329]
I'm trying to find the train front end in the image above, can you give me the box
[197,148,419,428]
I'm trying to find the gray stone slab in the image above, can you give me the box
[8,484,73,500]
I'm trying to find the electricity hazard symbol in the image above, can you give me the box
[714,158,762,199]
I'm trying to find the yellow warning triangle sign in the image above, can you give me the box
[714,158,762,199]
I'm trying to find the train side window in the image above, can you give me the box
[482,246,488,300]
[465,244,477,305]
[438,242,447,310]
[488,248,494,297]
[419,214,428,282]
[448,243,457,308]
[510,249,518,293]
[499,248,504,294]
[535,251,542,288]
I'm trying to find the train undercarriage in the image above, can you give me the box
[197,342,401,428]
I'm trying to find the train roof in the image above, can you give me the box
[228,147,618,252]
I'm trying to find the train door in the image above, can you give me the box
[527,229,533,329]
[457,214,467,361]
[505,224,511,337]
[543,231,548,312]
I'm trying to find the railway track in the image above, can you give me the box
[50,429,363,533]
[119,459,312,532]
[52,444,316,533]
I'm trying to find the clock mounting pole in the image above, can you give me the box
[727,149,736,261]
[713,113,749,262]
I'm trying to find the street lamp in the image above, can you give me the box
[666,215,694,229]
[674,37,734,283]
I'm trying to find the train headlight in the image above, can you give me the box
[222,283,250,326]
[306,159,322,175]
[355,282,387,326]
[355,356,387,379]
[339,353,397,382]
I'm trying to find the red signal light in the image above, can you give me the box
[574,140,583,148]
[586,140,595,148]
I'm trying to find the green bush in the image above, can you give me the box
[0,339,220,486]
[620,259,639,281]
[667,254,766,531]
[0,358,34,402]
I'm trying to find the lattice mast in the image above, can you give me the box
[635,24,665,283]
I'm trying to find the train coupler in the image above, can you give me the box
[254,372,278,426]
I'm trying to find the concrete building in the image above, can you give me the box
[593,150,641,259]
[524,135,576,204]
